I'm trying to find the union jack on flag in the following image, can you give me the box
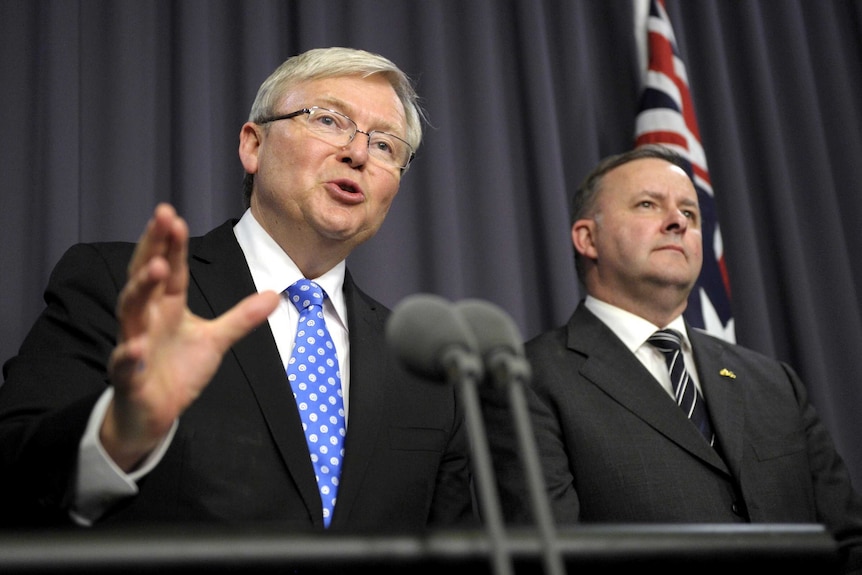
[634,0,735,342]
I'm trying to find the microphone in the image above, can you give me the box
[454,299,531,386]
[455,299,565,575]
[385,294,513,575]
[385,293,483,383]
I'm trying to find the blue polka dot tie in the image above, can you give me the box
[286,279,346,527]
[648,329,715,446]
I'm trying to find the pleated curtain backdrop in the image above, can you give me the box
[2,0,862,486]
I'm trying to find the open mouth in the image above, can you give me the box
[326,179,364,203]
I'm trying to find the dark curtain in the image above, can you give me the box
[2,0,862,487]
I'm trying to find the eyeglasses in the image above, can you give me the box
[256,106,415,171]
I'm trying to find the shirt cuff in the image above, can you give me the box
[71,387,178,525]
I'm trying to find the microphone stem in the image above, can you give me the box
[448,358,513,575]
[507,377,566,575]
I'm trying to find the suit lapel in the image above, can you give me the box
[569,304,728,473]
[187,221,323,525]
[326,271,388,525]
[688,327,745,479]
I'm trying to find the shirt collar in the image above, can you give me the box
[233,209,347,325]
[584,295,691,353]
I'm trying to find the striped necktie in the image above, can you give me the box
[648,329,715,446]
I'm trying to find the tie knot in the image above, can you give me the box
[286,279,326,311]
[647,329,683,354]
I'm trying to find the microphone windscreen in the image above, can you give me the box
[386,293,476,379]
[455,299,525,358]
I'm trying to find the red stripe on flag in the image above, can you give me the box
[718,256,731,296]
[636,131,687,148]
[647,33,702,141]
[692,163,711,186]
[678,81,702,141]
[647,32,674,76]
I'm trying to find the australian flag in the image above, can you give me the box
[634,0,735,342]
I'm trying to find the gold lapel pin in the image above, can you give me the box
[719,368,737,379]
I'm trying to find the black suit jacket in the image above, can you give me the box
[482,302,862,569]
[0,220,473,532]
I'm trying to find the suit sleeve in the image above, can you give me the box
[426,382,476,527]
[481,330,581,525]
[0,242,130,526]
[785,361,862,574]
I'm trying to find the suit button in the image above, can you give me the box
[732,501,745,517]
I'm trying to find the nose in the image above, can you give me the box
[664,208,689,232]
[337,130,370,168]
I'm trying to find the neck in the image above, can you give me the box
[250,205,351,280]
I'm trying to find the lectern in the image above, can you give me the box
[0,523,838,574]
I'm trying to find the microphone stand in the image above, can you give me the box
[386,295,514,575]
[443,348,514,575]
[488,353,565,575]
[456,299,565,575]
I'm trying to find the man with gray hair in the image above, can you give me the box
[0,47,474,532]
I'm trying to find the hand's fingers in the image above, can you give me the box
[118,204,191,340]
[209,291,281,353]
[164,214,189,295]
[127,204,179,278]
[116,257,170,339]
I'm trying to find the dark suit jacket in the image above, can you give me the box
[482,302,862,569]
[0,220,473,532]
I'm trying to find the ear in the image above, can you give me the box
[238,122,262,175]
[572,218,598,261]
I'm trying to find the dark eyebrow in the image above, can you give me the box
[679,197,700,209]
[313,97,401,134]
[638,189,668,202]
[637,190,700,210]
[313,97,351,114]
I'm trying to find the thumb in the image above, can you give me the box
[210,290,281,352]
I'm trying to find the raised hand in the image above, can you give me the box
[102,204,279,471]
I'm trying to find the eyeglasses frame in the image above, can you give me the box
[255,106,415,171]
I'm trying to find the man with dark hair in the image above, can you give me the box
[483,145,862,573]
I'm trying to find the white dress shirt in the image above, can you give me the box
[584,295,704,399]
[233,209,351,422]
